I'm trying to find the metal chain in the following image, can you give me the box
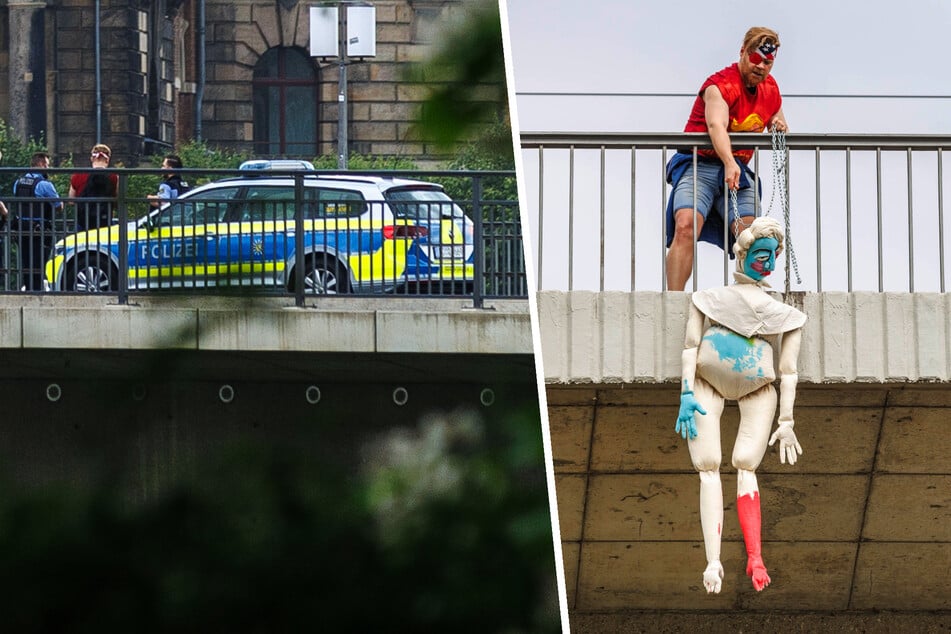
[765,128,801,285]
[765,127,785,217]
[730,188,739,238]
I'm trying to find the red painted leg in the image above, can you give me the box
[736,491,771,591]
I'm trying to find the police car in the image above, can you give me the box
[45,161,475,294]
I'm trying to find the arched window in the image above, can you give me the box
[252,47,318,156]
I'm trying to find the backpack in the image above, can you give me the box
[78,171,115,231]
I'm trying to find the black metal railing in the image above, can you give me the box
[0,167,527,307]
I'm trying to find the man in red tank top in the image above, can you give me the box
[665,27,788,291]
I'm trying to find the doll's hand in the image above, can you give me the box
[675,391,706,440]
[768,420,802,465]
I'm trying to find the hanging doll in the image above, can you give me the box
[676,216,806,594]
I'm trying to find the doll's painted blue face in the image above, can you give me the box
[743,236,779,280]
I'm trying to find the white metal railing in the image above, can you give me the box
[520,133,949,293]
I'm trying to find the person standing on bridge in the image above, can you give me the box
[675,216,805,594]
[12,152,63,291]
[147,154,190,208]
[665,26,788,291]
[69,144,118,232]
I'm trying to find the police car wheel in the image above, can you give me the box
[66,253,117,292]
[302,256,349,294]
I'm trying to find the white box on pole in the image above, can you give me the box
[309,6,338,57]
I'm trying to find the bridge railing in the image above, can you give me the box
[519,133,950,293]
[0,167,525,307]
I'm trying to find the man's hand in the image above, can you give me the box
[676,391,706,440]
[723,159,741,191]
[768,113,788,133]
[768,420,802,464]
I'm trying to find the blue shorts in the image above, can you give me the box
[665,155,760,254]
[670,159,756,224]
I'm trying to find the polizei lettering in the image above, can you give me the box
[139,240,199,262]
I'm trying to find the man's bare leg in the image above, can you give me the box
[666,208,705,291]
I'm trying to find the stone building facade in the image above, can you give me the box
[0,0,494,168]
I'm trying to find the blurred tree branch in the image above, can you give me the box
[408,0,509,150]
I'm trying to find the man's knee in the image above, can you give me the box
[672,210,702,242]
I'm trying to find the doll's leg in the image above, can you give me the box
[687,377,726,593]
[733,384,777,591]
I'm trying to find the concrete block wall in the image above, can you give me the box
[538,290,951,624]
[202,0,474,163]
[549,384,951,617]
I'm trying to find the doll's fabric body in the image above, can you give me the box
[679,271,806,594]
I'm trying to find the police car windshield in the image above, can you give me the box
[385,188,466,221]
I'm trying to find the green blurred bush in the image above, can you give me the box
[0,406,559,632]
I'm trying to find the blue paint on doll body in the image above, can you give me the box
[702,329,765,374]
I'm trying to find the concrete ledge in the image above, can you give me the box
[539,291,951,384]
[377,310,534,354]
[22,306,198,349]
[198,309,377,352]
[0,296,531,355]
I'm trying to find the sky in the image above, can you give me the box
[503,0,951,293]
[506,0,951,134]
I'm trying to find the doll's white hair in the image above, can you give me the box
[733,216,784,270]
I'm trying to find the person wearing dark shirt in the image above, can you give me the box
[12,152,63,290]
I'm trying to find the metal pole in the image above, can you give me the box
[196,0,206,141]
[846,148,852,292]
[337,5,349,169]
[294,173,305,305]
[116,172,128,304]
[472,176,484,309]
[95,0,101,142]
[599,146,605,292]
[537,147,544,290]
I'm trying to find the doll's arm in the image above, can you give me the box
[676,303,707,439]
[769,328,803,464]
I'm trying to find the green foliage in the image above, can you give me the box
[363,406,558,631]
[0,120,73,196]
[310,154,421,171]
[123,140,251,219]
[407,0,509,149]
[441,120,517,204]
[174,139,250,172]
[0,406,559,632]
[446,119,516,171]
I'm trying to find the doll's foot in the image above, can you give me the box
[703,560,724,594]
[746,554,771,591]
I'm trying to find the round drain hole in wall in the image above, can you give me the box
[305,385,322,404]
[46,383,62,402]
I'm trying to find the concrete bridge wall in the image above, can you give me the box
[0,296,537,494]
[538,291,951,628]
[538,291,951,385]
